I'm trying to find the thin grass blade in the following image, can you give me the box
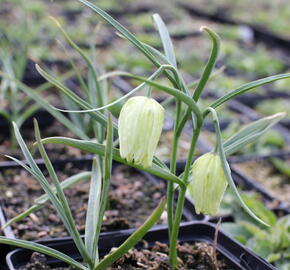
[39,137,185,188]
[224,112,286,156]
[206,108,270,227]
[153,14,176,67]
[0,237,87,270]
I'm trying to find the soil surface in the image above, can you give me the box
[0,163,166,240]
[20,241,227,270]
[236,160,290,204]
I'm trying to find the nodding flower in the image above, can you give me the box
[118,96,164,168]
[189,152,228,216]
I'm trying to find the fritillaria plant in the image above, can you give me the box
[1,1,290,269]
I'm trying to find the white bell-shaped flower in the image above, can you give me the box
[118,96,164,168]
[189,152,228,216]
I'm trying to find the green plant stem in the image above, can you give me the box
[176,27,220,136]
[169,124,202,268]
[167,101,181,237]
[168,186,186,267]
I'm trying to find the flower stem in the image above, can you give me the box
[167,101,181,237]
[169,124,202,268]
[168,186,186,267]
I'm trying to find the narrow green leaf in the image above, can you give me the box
[209,73,290,111]
[77,0,159,67]
[34,120,92,267]
[59,67,167,113]
[0,236,87,270]
[40,137,185,188]
[12,123,93,267]
[193,27,220,101]
[176,26,220,136]
[224,112,286,156]
[85,158,102,264]
[205,108,270,227]
[77,0,183,89]
[153,14,176,67]
[5,153,78,242]
[142,42,170,65]
[92,114,114,266]
[50,17,103,107]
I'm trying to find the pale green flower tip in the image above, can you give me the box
[189,152,228,216]
[118,96,164,169]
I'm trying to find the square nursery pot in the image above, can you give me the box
[0,156,202,266]
[6,221,277,270]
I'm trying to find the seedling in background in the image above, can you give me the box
[221,192,290,269]
[1,1,290,269]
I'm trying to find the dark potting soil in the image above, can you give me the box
[20,241,227,270]
[0,164,166,240]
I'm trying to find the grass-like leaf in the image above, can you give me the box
[78,0,159,67]
[209,73,290,110]
[0,237,87,270]
[85,158,102,265]
[153,14,177,67]
[34,120,92,266]
[224,112,286,156]
[39,137,185,188]
[205,108,270,227]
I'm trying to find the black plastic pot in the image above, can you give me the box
[6,221,277,270]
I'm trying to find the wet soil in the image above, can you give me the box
[0,163,166,240]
